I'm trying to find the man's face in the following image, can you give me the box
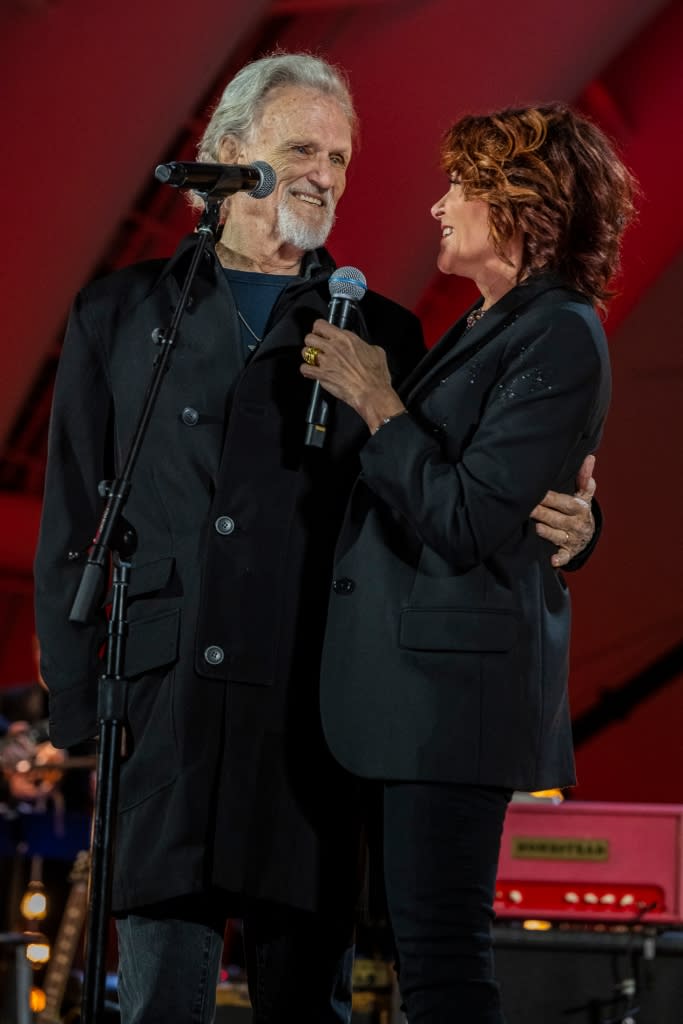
[221,84,353,252]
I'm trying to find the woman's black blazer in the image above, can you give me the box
[320,274,611,792]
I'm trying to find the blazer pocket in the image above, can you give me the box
[125,606,181,678]
[399,607,518,652]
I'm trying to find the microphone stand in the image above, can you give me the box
[70,198,222,1024]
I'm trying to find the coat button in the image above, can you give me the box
[215,516,235,536]
[181,406,200,426]
[204,645,224,665]
[332,577,355,595]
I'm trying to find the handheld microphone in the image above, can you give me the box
[305,266,368,449]
[154,160,276,199]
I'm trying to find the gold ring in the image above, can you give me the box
[564,530,570,545]
[303,346,320,367]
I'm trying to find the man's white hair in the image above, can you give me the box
[198,51,357,162]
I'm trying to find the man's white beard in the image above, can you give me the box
[277,194,336,252]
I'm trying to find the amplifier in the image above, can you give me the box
[493,926,683,1024]
[495,800,683,923]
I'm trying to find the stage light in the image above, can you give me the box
[30,987,47,1012]
[20,880,48,921]
[522,919,553,931]
[26,942,50,965]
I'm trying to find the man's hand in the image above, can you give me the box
[531,454,596,567]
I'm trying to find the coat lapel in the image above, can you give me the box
[253,281,329,358]
[402,274,570,406]
[240,250,334,360]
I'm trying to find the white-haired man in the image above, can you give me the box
[35,53,597,1024]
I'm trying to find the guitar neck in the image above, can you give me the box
[37,853,90,1024]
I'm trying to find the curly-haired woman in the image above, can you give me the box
[301,104,637,1023]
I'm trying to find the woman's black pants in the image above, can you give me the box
[382,781,512,1024]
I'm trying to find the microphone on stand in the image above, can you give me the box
[305,266,368,449]
[154,160,276,199]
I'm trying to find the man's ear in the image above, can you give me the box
[217,134,243,164]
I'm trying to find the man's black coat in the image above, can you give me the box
[34,236,425,913]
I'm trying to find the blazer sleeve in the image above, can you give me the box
[33,289,113,748]
[358,307,609,572]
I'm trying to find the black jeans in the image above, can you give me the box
[116,893,354,1023]
[383,781,512,1024]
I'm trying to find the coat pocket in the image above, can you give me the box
[105,555,176,604]
[399,607,518,652]
[125,606,181,678]
[127,555,175,598]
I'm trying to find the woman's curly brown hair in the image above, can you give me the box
[440,104,637,307]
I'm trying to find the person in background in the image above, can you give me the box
[0,674,65,950]
[0,678,64,806]
[34,54,598,1024]
[302,103,635,1023]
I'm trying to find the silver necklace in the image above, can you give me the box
[237,309,262,350]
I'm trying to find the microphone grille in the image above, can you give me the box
[154,163,173,184]
[328,266,367,302]
[248,161,277,199]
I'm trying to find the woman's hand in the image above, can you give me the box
[301,320,405,434]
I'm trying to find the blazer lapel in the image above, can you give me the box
[403,274,569,406]
[400,305,506,404]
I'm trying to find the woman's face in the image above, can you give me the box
[430,177,497,278]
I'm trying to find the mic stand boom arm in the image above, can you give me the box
[69,198,222,1024]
